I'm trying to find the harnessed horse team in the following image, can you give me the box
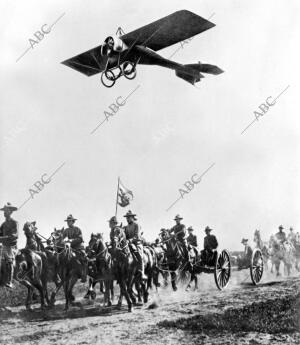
[0,202,299,312]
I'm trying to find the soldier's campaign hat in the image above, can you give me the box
[278,225,284,230]
[187,226,194,231]
[241,238,248,244]
[0,202,18,212]
[205,226,212,232]
[174,214,183,221]
[108,216,118,224]
[124,210,136,218]
[64,214,77,222]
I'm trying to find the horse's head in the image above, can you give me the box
[159,228,170,241]
[23,221,36,236]
[88,233,100,251]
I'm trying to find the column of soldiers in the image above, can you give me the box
[1,200,298,289]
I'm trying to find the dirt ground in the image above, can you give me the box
[0,270,299,345]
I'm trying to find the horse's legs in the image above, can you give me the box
[63,278,69,311]
[50,279,63,305]
[32,279,46,310]
[186,274,193,291]
[120,280,132,312]
[84,278,93,299]
[110,280,114,301]
[67,275,78,306]
[104,280,112,306]
[171,272,177,291]
[25,285,33,311]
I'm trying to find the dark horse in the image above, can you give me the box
[23,222,63,306]
[112,227,148,312]
[159,229,191,291]
[15,247,48,310]
[54,229,88,311]
[85,233,114,306]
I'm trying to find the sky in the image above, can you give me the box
[0,0,299,250]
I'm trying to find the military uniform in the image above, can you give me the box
[170,215,189,261]
[63,226,84,250]
[0,203,19,288]
[187,233,198,247]
[63,215,87,282]
[123,211,146,278]
[275,231,286,244]
[201,227,218,264]
[0,218,18,261]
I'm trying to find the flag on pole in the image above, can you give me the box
[117,179,133,207]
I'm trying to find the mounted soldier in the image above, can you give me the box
[187,226,198,247]
[237,238,253,268]
[0,202,18,288]
[287,227,296,244]
[62,214,87,282]
[275,225,287,244]
[201,226,218,264]
[123,210,147,280]
[170,215,189,261]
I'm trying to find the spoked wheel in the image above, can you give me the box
[214,249,231,290]
[101,70,116,88]
[250,248,263,285]
[122,61,137,80]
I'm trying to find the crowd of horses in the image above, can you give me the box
[252,229,300,276]
[0,224,299,313]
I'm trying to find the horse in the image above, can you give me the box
[54,229,88,311]
[23,222,63,306]
[112,227,148,312]
[85,233,114,306]
[15,247,48,310]
[158,229,191,291]
[253,229,270,270]
[269,236,295,276]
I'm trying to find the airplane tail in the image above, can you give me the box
[175,62,223,85]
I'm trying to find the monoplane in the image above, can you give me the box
[61,10,223,87]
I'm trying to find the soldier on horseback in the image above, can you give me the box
[123,210,147,280]
[187,226,198,247]
[63,214,87,282]
[275,225,287,244]
[0,202,18,288]
[170,215,189,262]
[200,226,218,265]
[237,238,253,269]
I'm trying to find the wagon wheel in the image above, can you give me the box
[101,70,116,88]
[250,248,263,285]
[214,249,231,290]
[122,61,137,80]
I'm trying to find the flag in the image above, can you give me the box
[117,179,133,207]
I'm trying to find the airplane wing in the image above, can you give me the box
[121,10,215,52]
[61,45,108,76]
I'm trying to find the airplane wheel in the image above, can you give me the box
[101,70,115,88]
[122,61,136,80]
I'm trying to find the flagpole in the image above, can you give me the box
[115,176,120,217]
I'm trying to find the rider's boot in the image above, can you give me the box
[5,262,15,289]
[139,259,147,280]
